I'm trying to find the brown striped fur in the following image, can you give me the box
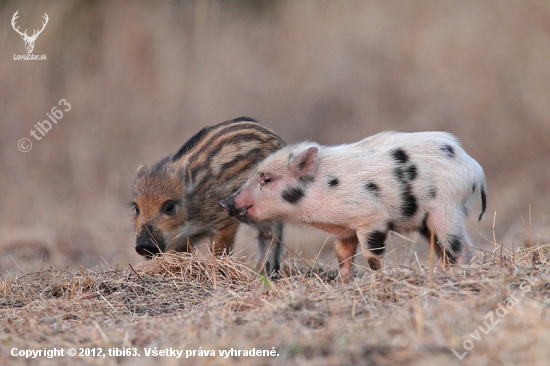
[132,117,285,275]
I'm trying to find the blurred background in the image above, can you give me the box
[1,0,549,276]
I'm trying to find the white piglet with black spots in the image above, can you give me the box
[221,131,487,283]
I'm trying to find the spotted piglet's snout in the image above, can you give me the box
[220,196,252,222]
[219,197,236,216]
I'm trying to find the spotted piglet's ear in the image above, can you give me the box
[290,146,319,178]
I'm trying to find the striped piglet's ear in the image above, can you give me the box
[180,161,194,193]
[137,164,149,178]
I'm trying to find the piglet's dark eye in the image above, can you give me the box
[161,201,176,215]
[260,173,273,186]
[132,203,140,216]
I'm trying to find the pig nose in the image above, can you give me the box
[220,198,251,220]
[135,238,161,258]
[220,198,236,216]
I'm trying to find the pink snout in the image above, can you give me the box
[219,195,254,223]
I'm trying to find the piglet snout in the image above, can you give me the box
[220,198,252,221]
[219,198,236,215]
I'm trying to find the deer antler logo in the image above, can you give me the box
[12,11,49,54]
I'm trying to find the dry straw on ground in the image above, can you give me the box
[1,243,550,365]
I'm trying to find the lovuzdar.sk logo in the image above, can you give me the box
[12,10,48,60]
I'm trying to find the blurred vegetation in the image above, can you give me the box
[1,0,549,274]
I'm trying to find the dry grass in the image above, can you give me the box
[2,0,550,274]
[2,243,550,365]
[2,1,550,364]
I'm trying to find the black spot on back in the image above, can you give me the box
[282,187,305,204]
[394,167,404,181]
[367,231,387,256]
[401,187,418,217]
[441,144,455,158]
[392,149,419,218]
[405,164,417,181]
[365,181,380,196]
[472,183,477,193]
[394,165,418,182]
[328,176,339,188]
[394,167,418,217]
[391,148,409,164]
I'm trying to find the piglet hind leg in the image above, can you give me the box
[336,234,360,283]
[255,221,284,278]
[435,233,471,267]
[422,213,472,266]
[442,226,473,265]
[357,228,389,271]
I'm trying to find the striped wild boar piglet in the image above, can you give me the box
[221,131,487,283]
[132,117,285,275]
